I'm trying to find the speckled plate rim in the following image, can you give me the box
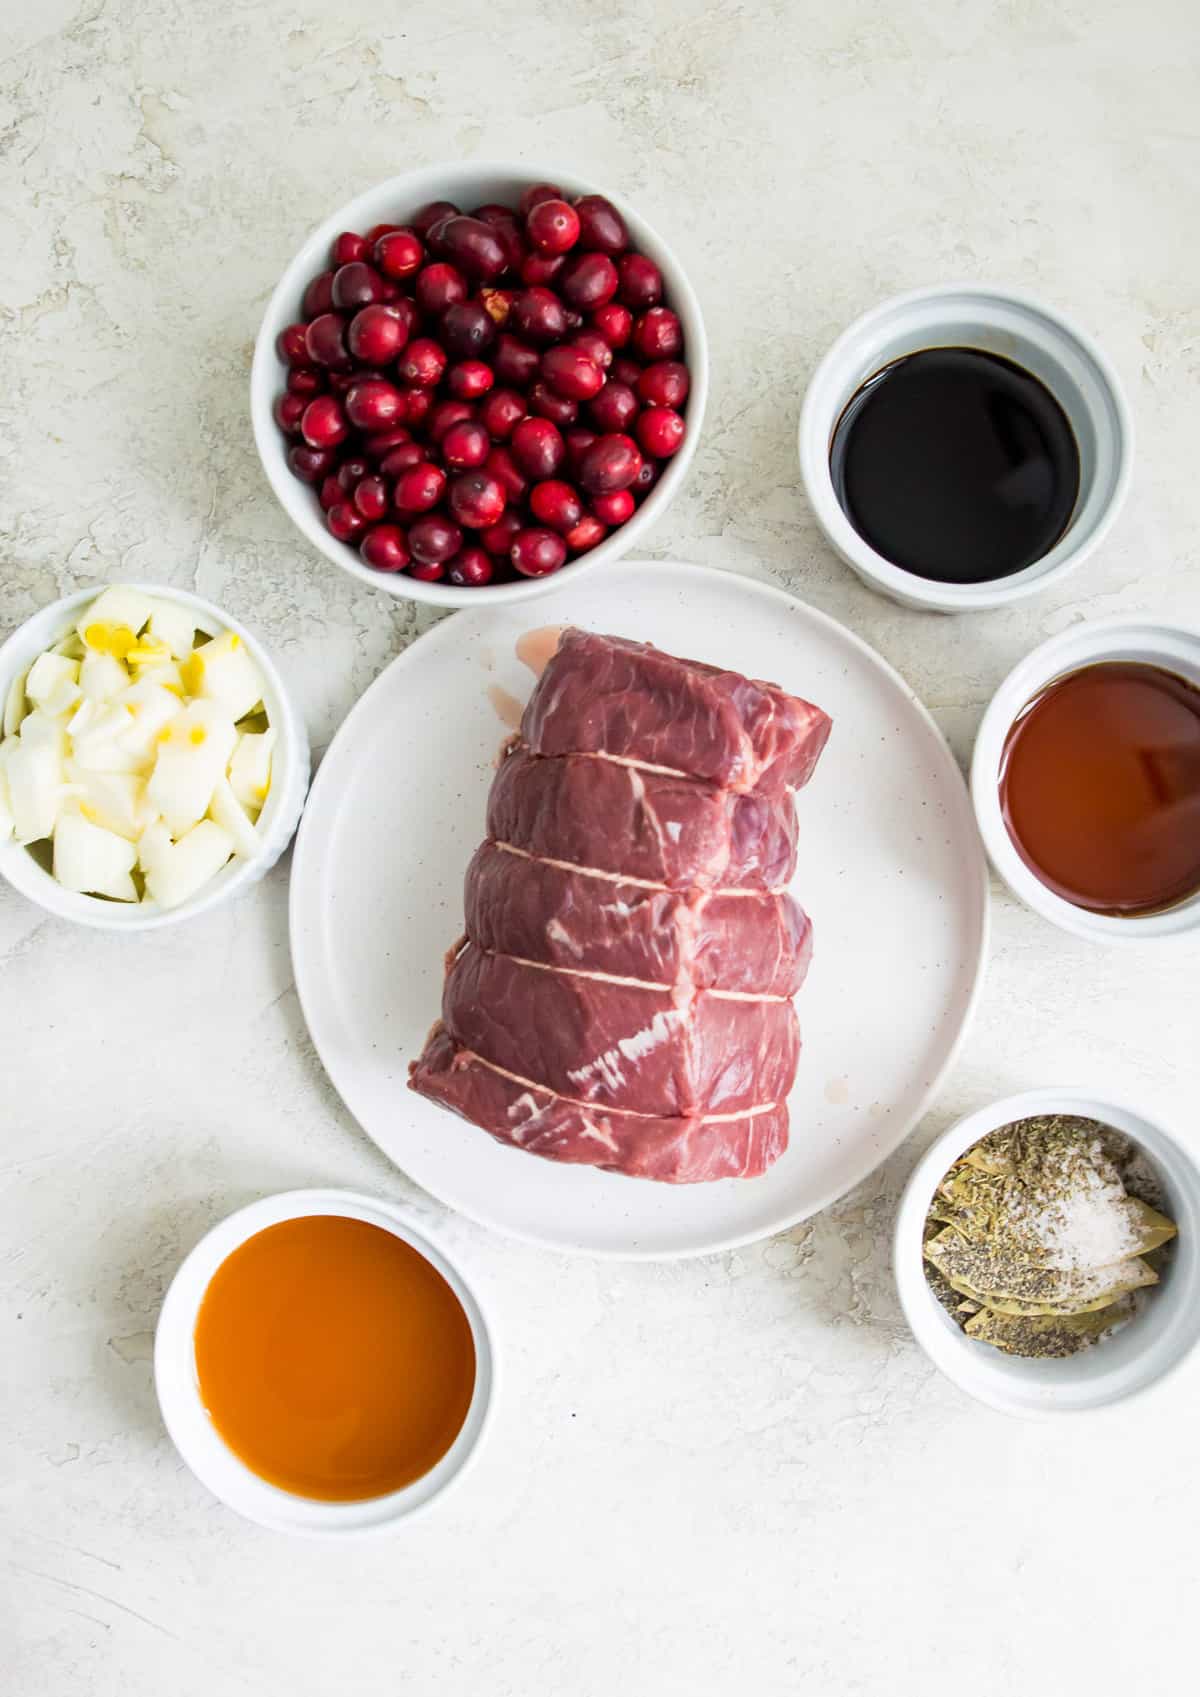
[288,560,991,1259]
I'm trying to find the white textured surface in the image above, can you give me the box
[2,2,1198,1691]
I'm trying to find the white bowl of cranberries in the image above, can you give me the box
[252,163,708,604]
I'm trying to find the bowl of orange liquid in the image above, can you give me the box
[154,1190,495,1534]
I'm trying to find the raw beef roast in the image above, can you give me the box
[409,629,832,1183]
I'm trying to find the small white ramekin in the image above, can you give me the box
[251,160,709,609]
[0,584,309,930]
[154,1189,496,1536]
[798,283,1133,611]
[894,1089,1200,1418]
[971,615,1200,943]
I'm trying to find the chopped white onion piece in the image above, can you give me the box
[228,727,275,813]
[143,818,235,909]
[53,808,138,900]
[185,631,264,723]
[209,776,259,858]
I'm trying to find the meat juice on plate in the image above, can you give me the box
[411,629,832,1183]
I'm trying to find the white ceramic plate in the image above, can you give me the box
[290,562,988,1258]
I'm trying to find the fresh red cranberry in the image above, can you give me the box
[302,270,335,317]
[448,359,495,400]
[411,200,459,236]
[379,442,428,476]
[447,546,494,587]
[428,400,474,444]
[511,527,567,577]
[318,474,343,510]
[485,446,528,502]
[333,231,370,265]
[398,338,447,388]
[360,524,411,572]
[521,251,567,287]
[286,366,324,396]
[637,406,686,458]
[441,301,495,360]
[570,330,613,371]
[637,360,689,408]
[632,457,660,495]
[336,456,371,492]
[327,502,367,542]
[274,392,306,434]
[632,307,683,361]
[592,303,633,348]
[353,476,390,520]
[511,417,565,479]
[480,388,527,440]
[326,368,358,395]
[617,253,663,310]
[304,313,350,367]
[565,514,607,552]
[561,253,619,311]
[493,334,541,388]
[408,513,464,565]
[448,470,506,528]
[331,262,387,311]
[525,197,580,255]
[611,355,642,388]
[479,287,516,327]
[565,427,598,474]
[588,380,638,433]
[529,381,578,427]
[364,427,413,461]
[374,228,424,279]
[287,444,335,483]
[300,395,349,448]
[394,463,447,515]
[541,345,604,400]
[481,509,522,556]
[403,390,432,428]
[579,433,643,493]
[530,479,583,534]
[409,559,447,582]
[442,420,490,471]
[473,208,525,273]
[365,222,403,243]
[591,488,635,524]
[277,323,310,366]
[416,262,467,315]
[432,216,507,281]
[392,296,421,340]
[518,182,564,218]
[345,378,404,431]
[573,194,628,254]
[511,286,568,344]
[346,303,410,365]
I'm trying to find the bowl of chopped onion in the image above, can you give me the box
[0,583,309,929]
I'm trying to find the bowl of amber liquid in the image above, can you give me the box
[972,617,1200,941]
[155,1190,495,1534]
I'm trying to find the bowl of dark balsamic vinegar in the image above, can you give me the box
[798,284,1132,611]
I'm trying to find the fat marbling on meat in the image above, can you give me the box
[410,628,832,1183]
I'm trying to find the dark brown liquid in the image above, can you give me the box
[829,348,1080,583]
[999,662,1200,915]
